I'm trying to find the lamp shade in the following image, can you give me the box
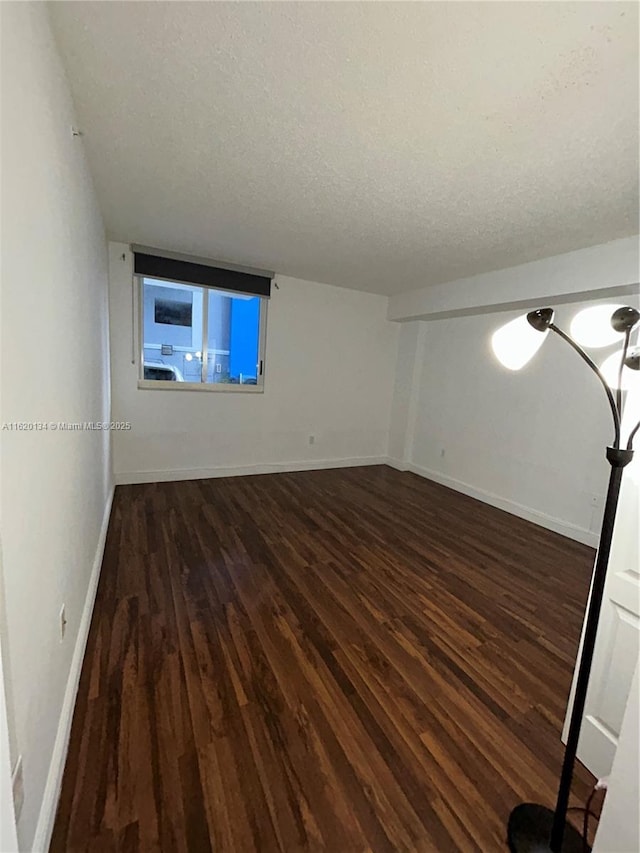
[569,304,627,348]
[600,348,640,391]
[491,314,549,371]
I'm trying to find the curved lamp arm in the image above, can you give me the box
[549,323,622,449]
[621,345,640,450]
[617,329,631,415]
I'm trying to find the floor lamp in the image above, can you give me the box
[491,303,639,853]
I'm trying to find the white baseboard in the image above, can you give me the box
[386,459,598,548]
[32,485,115,853]
[25,455,594,851]
[115,456,596,546]
[114,456,388,485]
[385,457,409,473]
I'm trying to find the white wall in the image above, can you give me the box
[389,295,638,546]
[109,243,399,483]
[593,663,639,853]
[0,3,111,849]
[0,635,18,853]
[388,321,423,464]
[388,235,639,321]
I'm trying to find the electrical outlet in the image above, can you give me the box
[12,755,24,821]
[309,435,315,445]
[60,604,67,641]
[440,448,446,458]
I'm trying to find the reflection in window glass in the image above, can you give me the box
[207,291,260,385]
[141,278,263,387]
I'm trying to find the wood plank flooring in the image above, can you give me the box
[51,466,598,852]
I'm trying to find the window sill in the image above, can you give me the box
[137,380,264,393]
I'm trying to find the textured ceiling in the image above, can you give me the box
[50,2,639,295]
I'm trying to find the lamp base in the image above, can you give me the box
[507,804,590,853]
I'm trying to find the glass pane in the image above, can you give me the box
[142,278,203,382]
[206,290,261,385]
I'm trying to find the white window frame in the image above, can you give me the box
[136,274,268,393]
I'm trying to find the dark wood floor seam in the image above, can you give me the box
[52,466,596,852]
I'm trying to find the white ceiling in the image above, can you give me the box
[50,1,639,295]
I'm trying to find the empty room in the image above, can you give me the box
[1,2,639,852]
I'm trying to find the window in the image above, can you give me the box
[134,250,270,392]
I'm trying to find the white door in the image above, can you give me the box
[564,391,640,779]
[593,663,640,853]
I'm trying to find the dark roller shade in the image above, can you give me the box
[134,251,271,297]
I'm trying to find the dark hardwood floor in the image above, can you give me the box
[51,466,597,852]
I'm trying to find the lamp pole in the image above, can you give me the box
[506,306,639,853]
